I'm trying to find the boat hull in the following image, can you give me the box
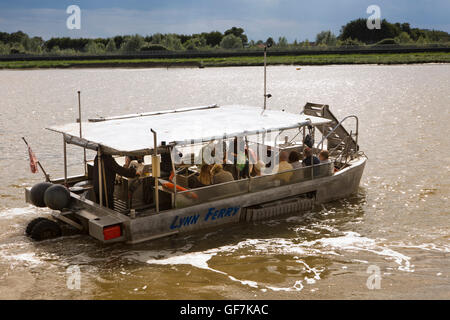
[126,157,366,243]
[25,157,366,244]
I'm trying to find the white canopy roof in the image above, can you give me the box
[47,105,331,155]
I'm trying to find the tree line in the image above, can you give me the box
[0,19,449,55]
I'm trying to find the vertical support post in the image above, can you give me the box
[311,126,315,180]
[323,124,326,150]
[170,146,177,208]
[263,46,267,112]
[97,149,103,207]
[245,136,251,193]
[302,126,306,144]
[150,129,159,214]
[77,91,87,175]
[63,135,68,186]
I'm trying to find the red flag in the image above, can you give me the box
[27,146,38,174]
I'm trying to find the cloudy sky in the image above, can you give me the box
[0,0,449,40]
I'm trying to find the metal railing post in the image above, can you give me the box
[317,115,359,152]
[63,135,68,186]
[97,148,103,207]
[150,129,160,214]
[170,146,177,208]
[77,90,87,176]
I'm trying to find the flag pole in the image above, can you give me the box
[261,42,272,115]
[22,137,50,182]
[263,45,267,112]
[77,91,87,176]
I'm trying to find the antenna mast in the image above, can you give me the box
[262,43,272,114]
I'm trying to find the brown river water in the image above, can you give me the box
[0,65,449,299]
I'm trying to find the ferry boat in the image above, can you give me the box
[24,102,366,244]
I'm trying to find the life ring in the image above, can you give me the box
[162,182,198,199]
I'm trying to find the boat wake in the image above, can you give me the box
[122,229,428,292]
[0,206,447,296]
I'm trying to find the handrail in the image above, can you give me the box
[328,136,347,155]
[317,115,359,151]
[177,161,332,194]
[174,161,334,208]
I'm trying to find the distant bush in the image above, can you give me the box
[373,38,398,46]
[84,40,105,54]
[276,36,289,47]
[160,34,184,51]
[337,38,364,46]
[140,44,168,51]
[10,43,25,54]
[105,39,117,52]
[0,41,10,55]
[184,36,208,50]
[121,35,145,53]
[316,31,337,46]
[395,32,413,44]
[220,34,243,49]
[340,18,400,44]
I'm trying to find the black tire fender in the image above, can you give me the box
[25,217,48,235]
[30,219,62,241]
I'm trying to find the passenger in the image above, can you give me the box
[288,150,302,169]
[124,155,144,168]
[227,137,248,179]
[93,154,139,209]
[238,140,258,179]
[273,151,293,183]
[160,149,173,178]
[211,164,238,196]
[211,164,235,184]
[302,147,320,167]
[251,160,265,177]
[124,156,132,168]
[318,150,334,175]
[319,150,330,163]
[220,141,233,176]
[223,158,239,180]
[242,146,257,178]
[188,164,213,188]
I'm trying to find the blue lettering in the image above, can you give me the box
[183,216,192,226]
[170,216,179,229]
[204,208,215,221]
[225,207,233,217]
[232,207,240,216]
[190,214,200,224]
[218,208,226,218]
[170,214,201,230]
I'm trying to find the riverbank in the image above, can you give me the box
[1,52,449,69]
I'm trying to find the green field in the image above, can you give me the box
[1,52,449,69]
